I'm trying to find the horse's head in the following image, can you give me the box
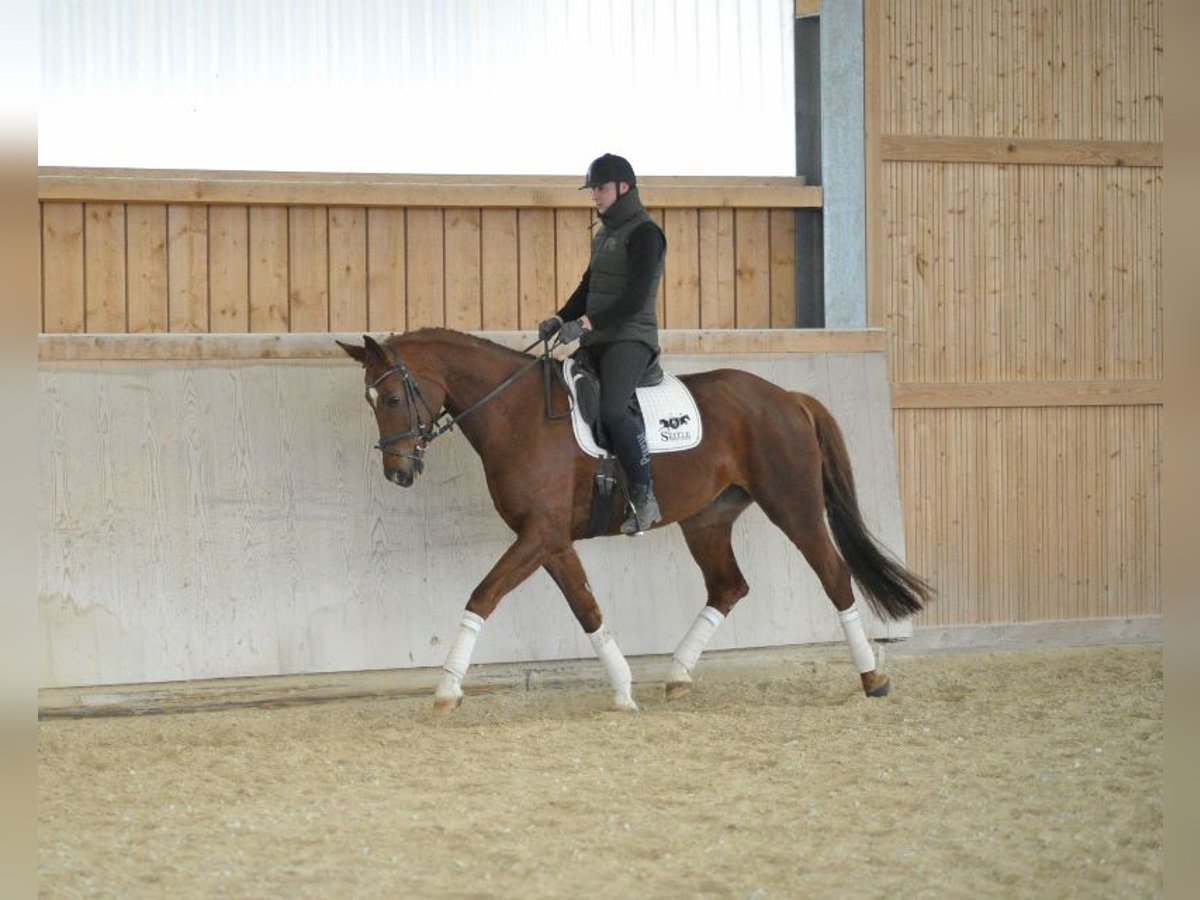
[337,334,447,487]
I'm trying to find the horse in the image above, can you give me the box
[337,328,931,712]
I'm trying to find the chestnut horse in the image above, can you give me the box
[338,328,930,712]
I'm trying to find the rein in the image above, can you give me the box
[370,338,560,463]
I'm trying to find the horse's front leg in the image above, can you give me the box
[542,547,638,712]
[434,533,547,713]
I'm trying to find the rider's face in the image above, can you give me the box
[590,181,624,214]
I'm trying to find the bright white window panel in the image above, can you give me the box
[39,0,796,176]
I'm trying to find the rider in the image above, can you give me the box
[539,153,667,536]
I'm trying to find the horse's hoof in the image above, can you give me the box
[432,694,464,714]
[863,672,891,698]
[665,680,692,701]
[613,696,640,712]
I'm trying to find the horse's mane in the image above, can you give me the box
[388,328,536,366]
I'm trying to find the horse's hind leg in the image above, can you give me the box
[668,488,754,700]
[752,485,891,698]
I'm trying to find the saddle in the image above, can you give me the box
[559,354,702,538]
[562,355,702,459]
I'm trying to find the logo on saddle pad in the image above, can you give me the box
[659,414,692,443]
[562,358,703,459]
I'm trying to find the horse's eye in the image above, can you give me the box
[386,395,402,408]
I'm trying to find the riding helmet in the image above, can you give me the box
[581,153,637,189]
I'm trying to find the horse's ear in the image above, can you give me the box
[362,334,387,364]
[335,339,367,365]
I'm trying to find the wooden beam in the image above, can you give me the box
[38,329,888,362]
[38,168,822,210]
[795,0,820,17]
[879,136,1163,168]
[891,380,1164,409]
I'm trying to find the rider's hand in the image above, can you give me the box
[557,318,587,345]
[538,317,562,342]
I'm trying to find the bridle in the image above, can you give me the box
[366,338,553,472]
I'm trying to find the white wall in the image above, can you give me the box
[39,0,796,176]
[39,345,910,688]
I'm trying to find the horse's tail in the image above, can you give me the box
[795,393,932,621]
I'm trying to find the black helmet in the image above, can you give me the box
[581,153,637,189]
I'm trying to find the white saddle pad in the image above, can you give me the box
[562,357,703,459]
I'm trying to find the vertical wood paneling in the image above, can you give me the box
[518,209,556,329]
[42,203,85,332]
[881,0,1163,142]
[734,210,771,328]
[554,209,593,309]
[126,204,169,333]
[663,209,700,328]
[288,206,329,332]
[406,209,445,328]
[42,197,811,337]
[208,206,249,333]
[366,208,407,332]
[698,209,735,328]
[480,209,519,330]
[769,210,796,327]
[167,205,209,333]
[648,208,667,325]
[874,0,1163,629]
[880,162,1161,385]
[84,203,127,332]
[329,207,367,332]
[444,208,482,331]
[895,405,1161,626]
[248,207,290,332]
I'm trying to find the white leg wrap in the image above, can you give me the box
[838,604,877,674]
[435,611,484,703]
[589,624,638,711]
[668,606,725,683]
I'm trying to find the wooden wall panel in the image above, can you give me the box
[167,205,209,333]
[41,202,85,333]
[555,208,593,312]
[84,203,126,332]
[663,209,701,328]
[734,210,771,328]
[445,208,482,331]
[480,210,519,330]
[248,207,289,332]
[288,206,330,332]
[880,0,1163,142]
[880,161,1162,385]
[406,209,446,328]
[698,209,736,328]
[208,205,249,333]
[894,405,1161,625]
[872,0,1163,630]
[769,210,797,327]
[39,182,812,339]
[329,207,367,332]
[517,209,555,329]
[126,204,168,333]
[366,208,406,332]
[648,209,667,325]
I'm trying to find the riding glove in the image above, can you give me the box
[556,318,587,345]
[538,317,562,341]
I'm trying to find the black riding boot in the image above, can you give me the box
[621,481,661,536]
